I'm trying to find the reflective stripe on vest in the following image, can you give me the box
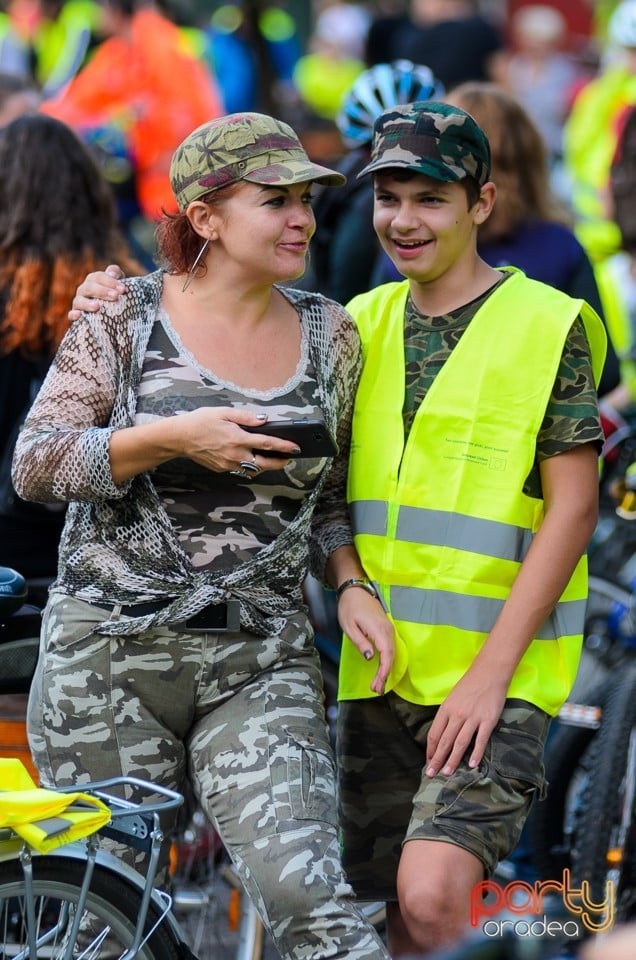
[351,500,583,635]
[389,586,586,640]
[350,501,534,561]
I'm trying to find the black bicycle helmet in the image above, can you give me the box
[337,59,445,147]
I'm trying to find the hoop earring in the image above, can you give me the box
[182,237,210,292]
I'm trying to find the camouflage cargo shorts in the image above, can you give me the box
[27,593,389,960]
[337,693,550,901]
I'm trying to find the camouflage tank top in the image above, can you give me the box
[136,308,328,573]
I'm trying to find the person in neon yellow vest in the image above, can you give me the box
[327,101,606,957]
[66,100,608,958]
[563,0,636,262]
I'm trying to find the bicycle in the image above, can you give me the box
[0,567,244,960]
[572,661,636,927]
[0,771,192,960]
[568,471,636,924]
[528,572,636,925]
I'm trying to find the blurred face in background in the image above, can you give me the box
[410,0,475,25]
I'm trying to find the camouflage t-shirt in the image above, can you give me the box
[403,275,604,498]
[135,308,328,573]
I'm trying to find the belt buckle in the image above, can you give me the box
[224,599,241,632]
[186,599,241,633]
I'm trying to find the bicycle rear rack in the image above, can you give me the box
[4,776,183,960]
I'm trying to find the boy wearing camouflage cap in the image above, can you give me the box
[328,102,607,954]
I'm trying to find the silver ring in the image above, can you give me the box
[230,458,260,479]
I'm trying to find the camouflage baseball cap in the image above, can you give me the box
[357,100,491,186]
[170,112,346,209]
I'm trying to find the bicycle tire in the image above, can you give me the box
[527,706,601,882]
[574,577,634,692]
[572,662,636,924]
[0,854,182,960]
[528,575,636,881]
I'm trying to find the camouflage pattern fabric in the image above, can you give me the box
[12,271,360,638]
[28,595,389,960]
[337,694,549,901]
[357,100,491,186]
[137,308,327,572]
[170,112,346,209]
[402,273,604,499]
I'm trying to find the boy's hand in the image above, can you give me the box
[68,264,127,321]
[425,665,508,777]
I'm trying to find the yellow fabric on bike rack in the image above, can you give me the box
[0,758,110,853]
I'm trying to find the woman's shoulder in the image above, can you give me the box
[280,285,357,328]
[97,269,163,323]
[522,219,582,245]
[281,286,361,369]
[490,218,581,254]
[120,269,163,297]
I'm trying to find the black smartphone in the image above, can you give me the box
[244,419,339,458]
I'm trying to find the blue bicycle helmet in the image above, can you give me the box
[337,59,445,147]
[609,0,636,48]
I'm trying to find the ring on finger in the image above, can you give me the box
[230,457,260,479]
[240,457,261,474]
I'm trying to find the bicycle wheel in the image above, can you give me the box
[572,577,634,697]
[572,662,636,925]
[527,707,601,882]
[0,855,182,960]
[528,577,636,881]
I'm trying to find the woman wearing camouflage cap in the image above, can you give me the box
[13,112,394,960]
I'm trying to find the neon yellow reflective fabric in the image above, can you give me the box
[33,0,102,94]
[342,269,607,715]
[0,759,110,853]
[564,67,636,262]
[595,253,636,401]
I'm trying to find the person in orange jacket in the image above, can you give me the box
[43,0,224,221]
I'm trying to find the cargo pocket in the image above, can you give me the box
[279,725,338,830]
[489,723,548,802]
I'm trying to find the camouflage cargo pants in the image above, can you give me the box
[27,594,388,960]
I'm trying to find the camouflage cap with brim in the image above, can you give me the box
[357,100,491,186]
[170,112,346,209]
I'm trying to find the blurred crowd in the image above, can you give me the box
[0,1,628,266]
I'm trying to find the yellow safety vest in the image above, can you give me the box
[0,759,110,853]
[33,0,102,97]
[563,66,636,262]
[595,253,636,401]
[341,269,607,716]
